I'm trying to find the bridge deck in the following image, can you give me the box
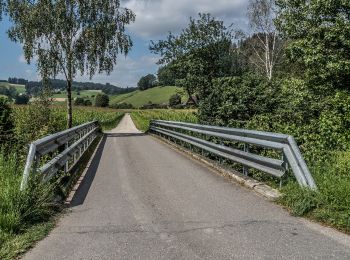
[23,115,350,259]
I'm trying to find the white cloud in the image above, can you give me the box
[123,0,249,38]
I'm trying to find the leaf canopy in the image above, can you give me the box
[7,0,135,80]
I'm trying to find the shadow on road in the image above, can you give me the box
[105,133,146,138]
[70,135,107,207]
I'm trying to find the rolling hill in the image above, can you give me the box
[0,82,26,93]
[110,86,187,108]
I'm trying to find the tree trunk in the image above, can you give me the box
[186,87,198,106]
[66,79,73,128]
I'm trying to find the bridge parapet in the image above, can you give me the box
[21,121,100,190]
[150,120,317,190]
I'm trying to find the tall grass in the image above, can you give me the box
[0,152,59,257]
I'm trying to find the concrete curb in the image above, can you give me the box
[151,133,280,201]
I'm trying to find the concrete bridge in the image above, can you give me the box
[23,115,350,259]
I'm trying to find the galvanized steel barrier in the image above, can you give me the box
[20,121,100,190]
[150,120,317,190]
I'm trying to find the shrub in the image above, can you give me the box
[169,94,182,107]
[84,100,92,106]
[74,97,85,106]
[94,93,109,107]
[110,102,134,109]
[14,94,29,105]
[0,97,14,148]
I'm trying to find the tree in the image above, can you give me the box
[84,99,92,106]
[95,93,109,107]
[157,64,176,86]
[0,0,3,21]
[150,13,233,103]
[15,94,29,104]
[7,0,135,128]
[275,0,350,91]
[240,0,283,80]
[169,94,182,107]
[138,74,157,90]
[0,97,14,147]
[74,97,85,106]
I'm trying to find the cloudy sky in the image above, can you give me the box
[0,0,249,88]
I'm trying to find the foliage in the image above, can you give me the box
[242,0,283,80]
[0,97,14,148]
[157,64,176,86]
[110,102,134,109]
[0,152,59,255]
[110,86,186,108]
[12,95,55,146]
[169,94,182,107]
[150,13,234,102]
[279,151,350,233]
[7,0,135,127]
[138,74,157,90]
[199,74,281,124]
[275,0,350,91]
[84,100,92,106]
[74,97,85,106]
[14,94,29,105]
[94,93,109,108]
[131,109,198,132]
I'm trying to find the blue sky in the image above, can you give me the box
[0,0,248,88]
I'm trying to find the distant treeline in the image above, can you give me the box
[8,77,29,85]
[23,78,136,96]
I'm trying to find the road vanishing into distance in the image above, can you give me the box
[23,115,350,259]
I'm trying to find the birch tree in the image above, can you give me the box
[245,0,282,80]
[7,0,135,127]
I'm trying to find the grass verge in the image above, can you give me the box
[0,129,106,259]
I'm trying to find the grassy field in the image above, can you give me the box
[52,90,102,101]
[0,82,26,93]
[110,86,187,108]
[131,109,197,132]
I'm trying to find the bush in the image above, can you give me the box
[169,94,182,107]
[110,102,134,109]
[0,97,14,148]
[14,94,29,105]
[84,100,92,106]
[74,97,85,106]
[94,93,109,107]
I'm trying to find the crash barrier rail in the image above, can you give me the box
[21,121,100,190]
[150,120,317,190]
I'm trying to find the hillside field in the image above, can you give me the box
[110,86,187,108]
[0,82,26,93]
[51,89,102,101]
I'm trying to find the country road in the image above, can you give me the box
[23,114,350,259]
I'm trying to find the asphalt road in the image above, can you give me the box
[23,115,350,259]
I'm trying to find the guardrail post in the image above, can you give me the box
[243,144,249,176]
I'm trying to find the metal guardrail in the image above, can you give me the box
[150,120,317,190]
[20,121,100,190]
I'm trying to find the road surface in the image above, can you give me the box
[23,114,350,259]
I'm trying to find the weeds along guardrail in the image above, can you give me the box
[21,121,100,190]
[150,120,317,190]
